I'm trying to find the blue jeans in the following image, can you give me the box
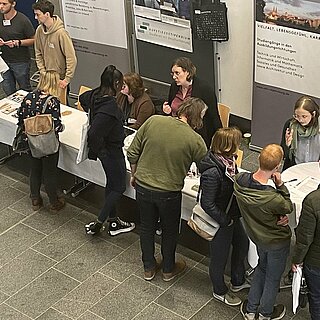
[209,218,249,295]
[304,264,320,320]
[136,184,182,273]
[2,62,32,96]
[97,151,126,223]
[247,244,290,317]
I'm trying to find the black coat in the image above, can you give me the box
[198,151,240,227]
[79,88,124,160]
[168,76,222,147]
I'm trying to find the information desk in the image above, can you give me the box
[0,91,199,221]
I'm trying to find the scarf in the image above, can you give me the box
[289,119,319,161]
[216,154,236,177]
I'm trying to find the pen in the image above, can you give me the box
[284,178,297,183]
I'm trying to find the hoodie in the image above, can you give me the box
[234,172,293,250]
[198,151,239,227]
[35,16,77,83]
[79,88,125,160]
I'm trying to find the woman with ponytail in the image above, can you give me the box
[79,65,135,236]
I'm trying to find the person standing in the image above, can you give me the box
[292,186,320,320]
[32,0,77,104]
[234,144,293,320]
[127,97,207,281]
[0,0,35,95]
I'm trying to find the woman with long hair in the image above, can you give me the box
[281,96,320,170]
[80,65,135,236]
[198,127,249,306]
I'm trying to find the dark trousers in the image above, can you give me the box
[304,263,320,320]
[97,152,126,223]
[136,184,182,273]
[29,152,59,204]
[209,218,249,295]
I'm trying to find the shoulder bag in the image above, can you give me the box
[76,107,92,164]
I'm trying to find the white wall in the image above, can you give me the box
[217,0,254,120]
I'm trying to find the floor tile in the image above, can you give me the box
[98,229,140,250]
[156,268,212,319]
[23,202,83,235]
[36,308,73,320]
[54,272,119,319]
[0,291,9,304]
[134,302,184,320]
[0,223,44,267]
[0,303,31,320]
[99,241,143,282]
[55,238,123,282]
[0,186,25,211]
[78,311,105,320]
[11,180,29,194]
[0,174,16,191]
[6,268,79,319]
[0,207,25,234]
[32,219,89,261]
[9,195,40,216]
[90,275,163,320]
[0,249,55,296]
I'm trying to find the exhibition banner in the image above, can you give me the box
[251,0,320,149]
[61,0,127,49]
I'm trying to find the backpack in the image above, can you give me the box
[24,95,59,158]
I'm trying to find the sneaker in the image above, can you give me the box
[85,221,105,235]
[162,259,187,282]
[213,291,242,306]
[144,256,162,281]
[258,304,286,320]
[240,299,256,320]
[49,197,65,213]
[230,280,251,292]
[108,217,135,236]
[31,197,43,211]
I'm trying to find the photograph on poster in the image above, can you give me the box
[135,0,191,20]
[257,0,320,33]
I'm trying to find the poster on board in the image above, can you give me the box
[251,0,320,149]
[61,0,127,49]
[134,0,193,51]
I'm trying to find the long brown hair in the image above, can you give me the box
[294,96,319,127]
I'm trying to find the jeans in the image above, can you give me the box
[247,244,290,317]
[304,263,320,320]
[97,152,126,223]
[2,62,32,96]
[209,218,249,295]
[29,152,59,205]
[136,184,182,273]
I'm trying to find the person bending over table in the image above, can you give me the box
[117,72,155,130]
[80,65,135,236]
[163,57,222,147]
[281,96,320,170]
[17,74,65,212]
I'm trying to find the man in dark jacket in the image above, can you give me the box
[292,186,320,320]
[234,144,293,320]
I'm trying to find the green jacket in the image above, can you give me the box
[234,172,293,249]
[127,115,207,191]
[293,188,320,268]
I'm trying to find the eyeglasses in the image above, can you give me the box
[293,114,310,120]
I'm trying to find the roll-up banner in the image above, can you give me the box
[251,0,320,150]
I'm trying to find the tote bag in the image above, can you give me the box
[76,109,91,164]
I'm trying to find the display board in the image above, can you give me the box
[251,0,320,150]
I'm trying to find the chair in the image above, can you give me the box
[235,149,243,167]
[76,85,92,111]
[218,103,231,128]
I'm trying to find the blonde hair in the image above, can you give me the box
[37,71,60,97]
[259,144,283,171]
[210,127,242,157]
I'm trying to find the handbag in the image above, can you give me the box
[12,125,29,154]
[188,189,234,241]
[24,95,59,158]
[76,108,91,164]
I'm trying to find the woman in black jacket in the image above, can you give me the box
[163,57,222,147]
[199,127,249,306]
[80,65,135,236]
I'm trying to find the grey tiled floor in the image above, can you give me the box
[0,154,311,319]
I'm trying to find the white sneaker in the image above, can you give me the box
[213,291,242,306]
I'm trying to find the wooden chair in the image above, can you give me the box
[235,149,243,167]
[218,103,231,128]
[76,85,92,111]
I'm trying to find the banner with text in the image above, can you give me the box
[251,0,320,149]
